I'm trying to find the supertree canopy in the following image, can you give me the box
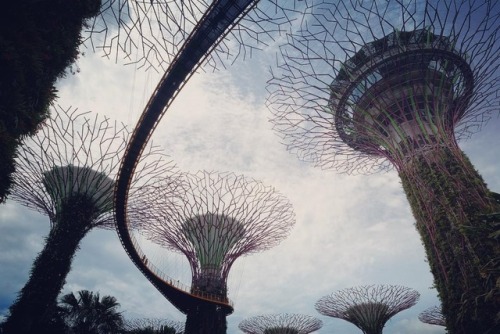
[140,170,295,333]
[418,306,446,327]
[267,1,500,331]
[42,165,115,217]
[329,28,474,163]
[315,285,419,334]
[124,317,185,333]
[86,0,304,71]
[268,0,499,173]
[238,313,322,334]
[3,106,181,334]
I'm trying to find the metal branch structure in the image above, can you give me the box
[124,318,185,333]
[3,105,181,334]
[418,306,446,327]
[239,313,323,334]
[139,170,295,333]
[268,0,499,173]
[315,285,419,334]
[86,0,302,71]
[267,1,500,331]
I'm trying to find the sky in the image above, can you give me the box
[1,1,499,333]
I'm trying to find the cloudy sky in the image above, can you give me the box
[1,1,499,333]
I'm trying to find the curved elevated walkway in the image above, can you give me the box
[114,0,259,316]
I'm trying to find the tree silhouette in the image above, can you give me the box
[0,0,101,201]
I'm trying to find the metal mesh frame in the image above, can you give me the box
[315,285,419,333]
[239,313,322,334]
[139,170,295,297]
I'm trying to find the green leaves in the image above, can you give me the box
[59,290,124,334]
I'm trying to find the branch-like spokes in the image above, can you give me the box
[85,0,305,71]
[11,105,182,231]
[239,313,323,334]
[418,306,446,326]
[140,170,295,282]
[315,285,419,329]
[267,0,500,174]
[124,317,185,333]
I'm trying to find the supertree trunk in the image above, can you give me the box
[184,303,227,334]
[2,196,96,334]
[399,143,500,332]
[191,273,226,297]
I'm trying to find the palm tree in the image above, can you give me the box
[59,290,124,334]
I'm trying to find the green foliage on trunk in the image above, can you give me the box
[399,147,500,333]
[2,195,100,334]
[0,0,101,202]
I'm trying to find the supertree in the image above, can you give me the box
[418,306,446,327]
[267,1,500,331]
[124,317,185,333]
[315,285,419,334]
[2,106,181,334]
[139,170,295,334]
[239,313,323,334]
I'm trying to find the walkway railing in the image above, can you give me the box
[129,231,234,307]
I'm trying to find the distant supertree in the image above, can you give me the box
[267,1,500,331]
[124,317,185,333]
[2,106,181,334]
[315,285,419,334]
[419,306,446,327]
[86,0,303,71]
[239,313,323,334]
[140,170,295,334]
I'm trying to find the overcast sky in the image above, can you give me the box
[1,1,499,333]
